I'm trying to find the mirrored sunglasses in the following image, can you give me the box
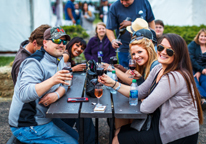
[157,44,175,56]
[48,39,68,45]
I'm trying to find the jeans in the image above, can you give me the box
[193,71,206,98]
[10,119,79,144]
[62,118,95,144]
[118,52,130,68]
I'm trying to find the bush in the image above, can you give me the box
[164,25,206,44]
[60,25,89,39]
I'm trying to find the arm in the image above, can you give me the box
[67,8,76,24]
[148,20,155,30]
[106,29,119,49]
[140,72,183,114]
[86,12,95,22]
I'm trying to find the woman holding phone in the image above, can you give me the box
[99,34,203,144]
[63,37,87,72]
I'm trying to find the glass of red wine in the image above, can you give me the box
[115,39,121,52]
[128,59,137,78]
[113,56,118,65]
[95,83,103,107]
[96,64,104,77]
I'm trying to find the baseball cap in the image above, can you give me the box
[126,18,149,34]
[130,29,156,43]
[44,27,70,41]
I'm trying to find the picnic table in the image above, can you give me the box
[46,72,147,144]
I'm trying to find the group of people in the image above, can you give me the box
[8,0,205,143]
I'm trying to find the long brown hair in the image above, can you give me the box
[160,34,203,124]
[129,38,157,79]
[194,28,206,46]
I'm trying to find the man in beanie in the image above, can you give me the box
[8,27,79,143]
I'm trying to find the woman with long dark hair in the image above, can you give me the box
[99,33,203,144]
[63,37,86,72]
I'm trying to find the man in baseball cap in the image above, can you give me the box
[44,27,71,41]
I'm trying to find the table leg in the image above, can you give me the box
[80,118,84,144]
[95,118,98,144]
[109,117,114,144]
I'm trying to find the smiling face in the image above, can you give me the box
[130,45,148,66]
[83,3,88,11]
[157,38,174,69]
[198,32,206,45]
[44,36,66,57]
[97,24,106,38]
[155,24,164,38]
[71,42,84,57]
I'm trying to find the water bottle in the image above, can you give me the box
[129,79,138,106]
[110,70,117,94]
[106,58,114,89]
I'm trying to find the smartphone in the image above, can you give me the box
[67,97,89,102]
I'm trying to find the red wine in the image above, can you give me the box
[113,59,118,65]
[97,67,104,76]
[129,66,136,70]
[95,89,103,98]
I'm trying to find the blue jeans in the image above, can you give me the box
[118,52,130,68]
[10,119,79,144]
[62,118,95,144]
[193,71,206,98]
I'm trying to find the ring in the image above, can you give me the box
[45,103,47,106]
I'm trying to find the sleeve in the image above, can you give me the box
[18,59,44,103]
[84,38,94,61]
[11,59,22,86]
[188,41,204,72]
[140,72,184,114]
[66,1,72,9]
[144,0,155,22]
[106,5,118,30]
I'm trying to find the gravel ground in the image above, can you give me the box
[1,99,206,144]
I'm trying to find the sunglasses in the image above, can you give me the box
[48,39,68,45]
[130,36,149,44]
[157,44,175,56]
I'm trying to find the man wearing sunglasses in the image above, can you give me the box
[106,0,155,67]
[8,27,82,143]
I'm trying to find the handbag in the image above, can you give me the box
[131,115,152,131]
[86,60,98,98]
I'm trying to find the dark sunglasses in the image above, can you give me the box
[130,36,149,44]
[157,44,175,56]
[47,39,68,45]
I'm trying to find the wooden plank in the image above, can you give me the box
[112,92,147,119]
[80,87,112,118]
[46,73,86,118]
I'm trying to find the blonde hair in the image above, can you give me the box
[194,28,206,45]
[129,38,157,79]
[95,22,106,35]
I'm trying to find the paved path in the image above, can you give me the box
[1,99,206,144]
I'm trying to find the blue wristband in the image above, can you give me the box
[114,82,121,91]
[54,92,60,99]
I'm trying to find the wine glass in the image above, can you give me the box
[112,56,118,65]
[128,59,137,78]
[115,39,121,52]
[96,64,104,77]
[95,83,103,107]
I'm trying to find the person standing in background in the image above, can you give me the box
[74,2,81,25]
[155,19,164,43]
[106,0,155,67]
[99,0,110,25]
[64,0,76,25]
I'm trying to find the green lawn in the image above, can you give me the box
[0,56,15,67]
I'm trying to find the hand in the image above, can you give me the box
[72,19,76,24]
[100,14,103,18]
[103,63,110,71]
[119,20,132,29]
[114,64,127,73]
[50,70,72,85]
[72,64,86,72]
[84,15,88,18]
[202,69,206,75]
[38,92,59,107]
[194,72,201,82]
[98,74,115,87]
[111,40,122,49]
[126,70,142,79]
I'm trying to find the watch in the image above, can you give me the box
[114,82,121,91]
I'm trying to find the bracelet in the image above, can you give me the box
[114,82,121,91]
[54,92,60,99]
[111,81,117,88]
[111,39,116,44]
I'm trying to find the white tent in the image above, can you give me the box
[148,0,206,26]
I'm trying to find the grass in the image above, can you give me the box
[0,56,15,67]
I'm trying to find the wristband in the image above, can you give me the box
[114,82,121,91]
[54,92,60,99]
[111,81,117,88]
[111,39,116,44]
